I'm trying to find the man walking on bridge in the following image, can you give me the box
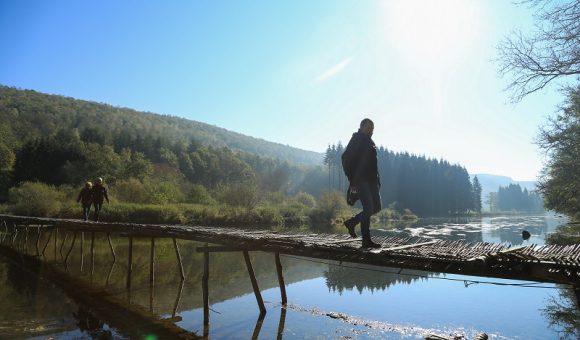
[342,118,382,248]
[92,177,110,222]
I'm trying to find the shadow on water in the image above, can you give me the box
[0,214,579,339]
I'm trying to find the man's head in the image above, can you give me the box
[97,177,103,185]
[359,118,374,137]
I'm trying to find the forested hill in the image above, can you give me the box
[0,85,322,165]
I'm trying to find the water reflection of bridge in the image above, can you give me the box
[2,214,580,339]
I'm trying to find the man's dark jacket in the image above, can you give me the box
[343,131,381,186]
[91,185,109,204]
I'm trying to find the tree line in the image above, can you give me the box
[324,143,483,215]
[485,184,545,213]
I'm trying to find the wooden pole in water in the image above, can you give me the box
[11,223,17,248]
[275,253,287,305]
[91,232,95,280]
[23,226,29,254]
[150,237,155,283]
[107,232,116,262]
[54,228,58,261]
[127,236,133,288]
[42,226,55,256]
[65,231,78,264]
[150,279,155,313]
[243,250,266,315]
[173,238,185,280]
[172,279,185,318]
[80,231,84,271]
[277,305,287,340]
[203,243,209,326]
[106,262,115,286]
[60,229,69,256]
[35,225,42,257]
[0,220,6,243]
[251,313,266,340]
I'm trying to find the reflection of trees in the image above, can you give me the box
[541,285,580,340]
[324,263,438,294]
[545,223,580,245]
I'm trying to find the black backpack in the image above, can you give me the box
[341,149,352,179]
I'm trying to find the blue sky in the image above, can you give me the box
[0,1,571,181]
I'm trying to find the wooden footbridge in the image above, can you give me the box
[3,214,580,339]
[2,214,580,287]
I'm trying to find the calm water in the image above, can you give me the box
[0,214,576,340]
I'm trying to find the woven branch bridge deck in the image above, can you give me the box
[2,215,580,286]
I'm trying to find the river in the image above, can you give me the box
[0,214,576,340]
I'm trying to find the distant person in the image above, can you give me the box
[91,177,110,222]
[342,118,382,248]
[76,182,93,221]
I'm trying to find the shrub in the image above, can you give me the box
[149,181,184,204]
[256,205,285,225]
[312,189,349,222]
[186,184,216,205]
[292,192,316,208]
[262,191,286,205]
[217,183,260,211]
[113,178,149,203]
[8,182,66,217]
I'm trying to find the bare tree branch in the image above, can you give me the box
[496,0,580,102]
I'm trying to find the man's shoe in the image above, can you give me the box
[362,240,381,248]
[343,219,357,238]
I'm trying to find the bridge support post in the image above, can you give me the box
[64,231,78,264]
[90,232,95,281]
[35,225,42,257]
[126,236,133,288]
[275,253,287,305]
[42,226,55,256]
[60,229,69,257]
[107,232,116,262]
[172,279,185,319]
[10,223,17,248]
[203,243,210,327]
[80,232,84,271]
[244,250,266,315]
[251,313,266,339]
[0,220,7,243]
[23,225,28,254]
[277,304,287,340]
[150,238,155,283]
[173,238,185,280]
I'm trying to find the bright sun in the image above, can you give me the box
[382,0,481,58]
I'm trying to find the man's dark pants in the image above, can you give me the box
[350,181,382,241]
[94,201,103,222]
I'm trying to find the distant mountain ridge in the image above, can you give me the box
[471,173,536,200]
[0,85,323,165]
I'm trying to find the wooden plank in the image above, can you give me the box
[382,240,438,252]
[499,245,528,254]
[196,245,243,252]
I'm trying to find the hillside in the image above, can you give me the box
[0,85,323,165]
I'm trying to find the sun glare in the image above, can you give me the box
[383,0,480,58]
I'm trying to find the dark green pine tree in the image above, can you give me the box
[472,175,482,213]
